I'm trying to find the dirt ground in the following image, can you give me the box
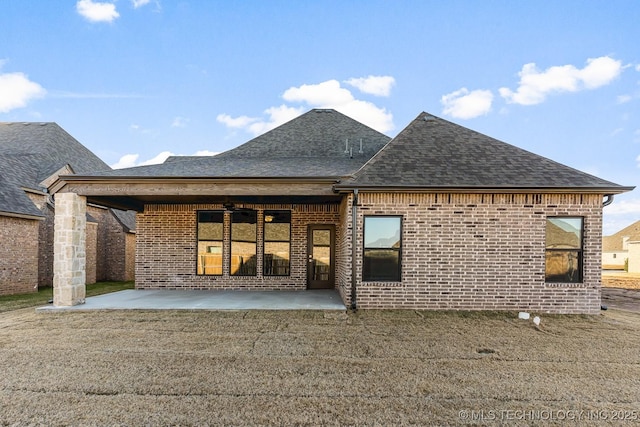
[1,308,639,426]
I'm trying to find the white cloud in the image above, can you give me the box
[605,198,640,215]
[500,56,623,105]
[603,197,640,235]
[76,0,119,23]
[194,150,219,156]
[110,153,140,169]
[282,79,394,133]
[610,127,624,137]
[329,100,394,134]
[49,90,142,99]
[132,0,150,8]
[344,75,395,96]
[247,105,305,136]
[441,88,493,119]
[617,94,632,104]
[171,116,188,128]
[110,151,170,169]
[0,72,46,113]
[283,80,354,105]
[218,77,395,136]
[635,64,640,72]
[216,114,257,129]
[111,150,218,169]
[139,151,173,165]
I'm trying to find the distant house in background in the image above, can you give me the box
[602,220,640,272]
[0,122,136,296]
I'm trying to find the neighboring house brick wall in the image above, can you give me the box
[124,232,136,281]
[86,222,98,284]
[0,216,39,295]
[353,193,603,314]
[135,203,341,290]
[86,206,133,282]
[37,203,55,287]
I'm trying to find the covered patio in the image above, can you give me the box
[37,289,346,311]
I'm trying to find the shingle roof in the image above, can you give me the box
[0,122,111,217]
[110,208,137,232]
[337,112,631,192]
[603,220,640,252]
[89,109,391,178]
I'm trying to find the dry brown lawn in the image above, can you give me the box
[1,308,640,426]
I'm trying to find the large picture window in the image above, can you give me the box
[363,216,402,281]
[263,210,291,276]
[197,211,224,275]
[545,217,583,283]
[231,210,257,276]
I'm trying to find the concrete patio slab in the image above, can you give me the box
[36,289,346,312]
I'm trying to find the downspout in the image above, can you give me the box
[603,194,614,207]
[350,189,359,310]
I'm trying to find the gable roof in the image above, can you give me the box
[336,112,632,193]
[0,122,111,217]
[603,220,640,252]
[86,109,391,178]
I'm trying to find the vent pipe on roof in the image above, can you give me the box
[603,194,614,207]
[344,138,349,154]
[359,138,363,154]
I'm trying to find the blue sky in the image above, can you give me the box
[1,1,639,234]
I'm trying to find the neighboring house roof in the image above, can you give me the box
[0,122,111,218]
[603,220,640,252]
[336,112,631,193]
[111,208,137,232]
[546,221,580,248]
[84,109,391,178]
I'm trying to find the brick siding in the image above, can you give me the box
[86,222,98,284]
[124,233,136,281]
[135,203,340,290]
[337,194,353,305]
[351,193,603,314]
[86,206,134,282]
[0,216,39,295]
[37,203,55,287]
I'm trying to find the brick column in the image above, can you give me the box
[53,193,87,306]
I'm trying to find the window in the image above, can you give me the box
[363,216,402,281]
[231,210,257,276]
[545,217,583,283]
[197,211,224,275]
[263,210,291,276]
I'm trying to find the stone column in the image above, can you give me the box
[53,193,87,306]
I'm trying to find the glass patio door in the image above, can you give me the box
[307,225,335,289]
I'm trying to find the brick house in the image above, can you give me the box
[602,220,640,272]
[51,110,633,313]
[0,122,136,296]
